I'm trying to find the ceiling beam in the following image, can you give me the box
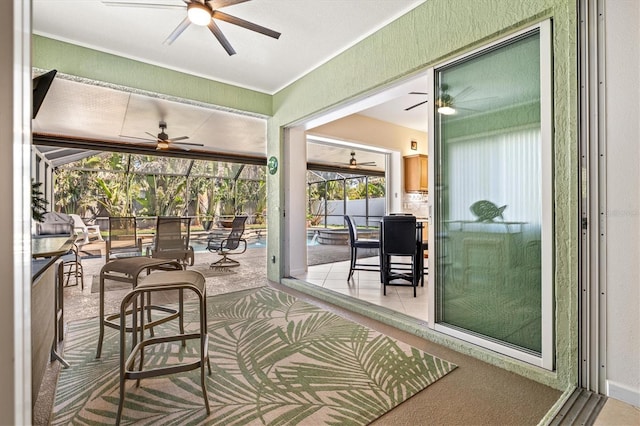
[33,133,267,166]
[306,162,385,177]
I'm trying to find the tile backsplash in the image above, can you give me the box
[402,192,429,217]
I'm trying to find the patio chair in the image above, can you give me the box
[59,242,84,289]
[69,213,103,245]
[106,216,142,263]
[345,215,380,280]
[148,216,195,267]
[207,215,248,269]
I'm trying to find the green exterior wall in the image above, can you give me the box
[268,0,578,392]
[32,35,272,116]
[32,0,579,392]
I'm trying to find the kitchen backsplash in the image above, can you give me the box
[402,192,429,217]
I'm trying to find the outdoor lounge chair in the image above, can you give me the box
[207,215,248,269]
[148,216,195,267]
[69,213,103,245]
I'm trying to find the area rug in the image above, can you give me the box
[90,266,236,293]
[52,287,456,425]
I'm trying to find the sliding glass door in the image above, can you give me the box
[431,23,553,367]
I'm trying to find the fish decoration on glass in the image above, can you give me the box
[470,200,507,222]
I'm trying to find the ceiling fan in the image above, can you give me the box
[102,0,281,56]
[134,121,204,150]
[344,151,377,169]
[404,84,489,115]
[404,91,428,111]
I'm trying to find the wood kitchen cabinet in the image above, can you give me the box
[404,154,428,192]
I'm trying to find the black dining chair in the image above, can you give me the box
[380,215,420,297]
[344,215,380,280]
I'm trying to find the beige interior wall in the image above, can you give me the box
[308,114,427,157]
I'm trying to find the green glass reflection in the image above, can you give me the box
[435,32,542,353]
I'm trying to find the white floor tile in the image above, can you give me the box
[307,261,429,321]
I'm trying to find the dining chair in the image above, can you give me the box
[344,215,380,280]
[380,215,420,297]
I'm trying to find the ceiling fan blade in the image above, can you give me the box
[120,134,156,143]
[144,132,161,140]
[168,135,189,142]
[206,0,250,9]
[101,0,185,9]
[359,162,377,166]
[212,11,281,39]
[454,86,475,99]
[165,144,191,151]
[164,16,191,45]
[172,141,204,146]
[172,142,204,146]
[409,91,428,95]
[405,100,428,111]
[207,20,236,55]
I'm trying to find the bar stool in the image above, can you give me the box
[96,257,183,358]
[116,270,211,425]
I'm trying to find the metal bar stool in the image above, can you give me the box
[96,257,183,358]
[116,270,211,425]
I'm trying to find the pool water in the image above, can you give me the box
[191,236,318,252]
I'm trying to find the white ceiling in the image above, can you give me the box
[32,0,430,169]
[33,0,425,94]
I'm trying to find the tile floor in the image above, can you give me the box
[297,256,429,321]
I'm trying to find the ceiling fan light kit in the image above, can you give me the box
[106,0,281,56]
[187,2,212,26]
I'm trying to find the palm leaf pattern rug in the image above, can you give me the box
[52,287,456,425]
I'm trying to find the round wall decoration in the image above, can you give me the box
[267,156,278,175]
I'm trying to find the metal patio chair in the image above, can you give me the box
[207,215,248,269]
[148,216,194,267]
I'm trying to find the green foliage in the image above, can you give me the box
[31,180,48,221]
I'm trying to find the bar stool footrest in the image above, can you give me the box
[104,305,180,332]
[124,334,208,381]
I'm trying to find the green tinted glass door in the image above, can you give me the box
[435,31,543,353]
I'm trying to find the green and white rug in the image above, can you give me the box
[52,287,456,425]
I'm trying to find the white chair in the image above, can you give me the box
[69,214,104,245]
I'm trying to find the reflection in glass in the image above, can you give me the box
[435,31,542,353]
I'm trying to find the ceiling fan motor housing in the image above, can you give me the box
[158,121,169,140]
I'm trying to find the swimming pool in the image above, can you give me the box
[190,236,318,252]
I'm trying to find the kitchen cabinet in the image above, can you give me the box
[404,154,428,192]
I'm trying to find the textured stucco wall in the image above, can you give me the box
[30,0,580,392]
[268,0,578,391]
[32,35,272,116]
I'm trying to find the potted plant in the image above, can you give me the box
[31,179,48,221]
